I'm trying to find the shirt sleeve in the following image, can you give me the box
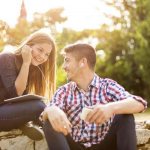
[48,86,66,111]
[105,79,147,109]
[0,53,18,98]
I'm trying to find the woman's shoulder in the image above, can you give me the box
[0,52,16,70]
[0,52,15,61]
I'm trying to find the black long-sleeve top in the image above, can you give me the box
[0,52,20,102]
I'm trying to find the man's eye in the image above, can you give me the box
[65,59,69,62]
[38,48,43,52]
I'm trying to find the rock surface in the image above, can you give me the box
[0,120,150,150]
[0,130,48,150]
[136,120,150,150]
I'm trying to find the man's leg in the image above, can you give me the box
[43,120,85,150]
[116,114,137,150]
[43,114,136,150]
[66,135,85,150]
[92,114,137,150]
[43,120,70,150]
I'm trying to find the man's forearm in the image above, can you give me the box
[108,98,145,115]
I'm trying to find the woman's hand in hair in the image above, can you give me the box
[21,45,32,65]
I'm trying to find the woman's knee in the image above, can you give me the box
[30,100,46,114]
[35,100,46,110]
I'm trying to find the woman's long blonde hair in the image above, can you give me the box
[14,31,56,99]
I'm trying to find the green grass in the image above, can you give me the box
[134,108,150,121]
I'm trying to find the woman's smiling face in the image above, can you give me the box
[31,43,52,66]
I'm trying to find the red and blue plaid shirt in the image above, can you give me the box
[49,74,147,147]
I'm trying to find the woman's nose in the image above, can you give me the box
[40,53,46,60]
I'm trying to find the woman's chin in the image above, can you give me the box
[31,60,39,66]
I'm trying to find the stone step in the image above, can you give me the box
[0,120,150,150]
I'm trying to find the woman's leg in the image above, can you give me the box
[0,100,45,131]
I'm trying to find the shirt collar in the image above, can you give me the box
[90,73,100,89]
[71,73,100,91]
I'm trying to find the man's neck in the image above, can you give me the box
[75,71,95,92]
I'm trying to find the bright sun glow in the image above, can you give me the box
[0,0,117,31]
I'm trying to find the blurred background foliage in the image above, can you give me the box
[0,0,149,104]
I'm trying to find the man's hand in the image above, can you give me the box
[85,104,114,125]
[42,106,72,135]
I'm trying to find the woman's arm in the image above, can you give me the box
[15,45,32,96]
[15,63,30,96]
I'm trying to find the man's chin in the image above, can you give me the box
[66,76,74,82]
[66,76,70,81]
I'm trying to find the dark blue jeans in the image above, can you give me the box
[0,100,46,131]
[43,114,137,150]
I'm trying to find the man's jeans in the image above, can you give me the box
[43,114,137,150]
[0,100,45,131]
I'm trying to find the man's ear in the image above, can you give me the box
[80,57,87,67]
[80,63,84,67]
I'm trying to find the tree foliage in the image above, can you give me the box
[0,2,149,103]
[95,0,150,102]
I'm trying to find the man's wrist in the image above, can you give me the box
[107,102,118,115]
[45,105,59,112]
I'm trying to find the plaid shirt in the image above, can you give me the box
[49,74,147,147]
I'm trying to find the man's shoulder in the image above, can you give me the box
[102,78,116,83]
[99,77,117,87]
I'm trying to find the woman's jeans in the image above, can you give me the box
[43,114,137,150]
[0,100,46,131]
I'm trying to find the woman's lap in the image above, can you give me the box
[0,100,46,131]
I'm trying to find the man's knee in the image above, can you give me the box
[114,114,135,126]
[43,120,54,133]
[112,114,136,135]
[115,115,137,150]
[43,120,70,150]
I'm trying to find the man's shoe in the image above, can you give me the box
[20,122,44,141]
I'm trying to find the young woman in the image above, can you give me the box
[0,30,56,140]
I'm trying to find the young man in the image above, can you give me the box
[42,43,147,150]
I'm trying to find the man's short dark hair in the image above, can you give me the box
[62,43,96,70]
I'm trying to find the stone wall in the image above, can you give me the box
[136,120,150,150]
[0,129,48,150]
[0,120,150,150]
